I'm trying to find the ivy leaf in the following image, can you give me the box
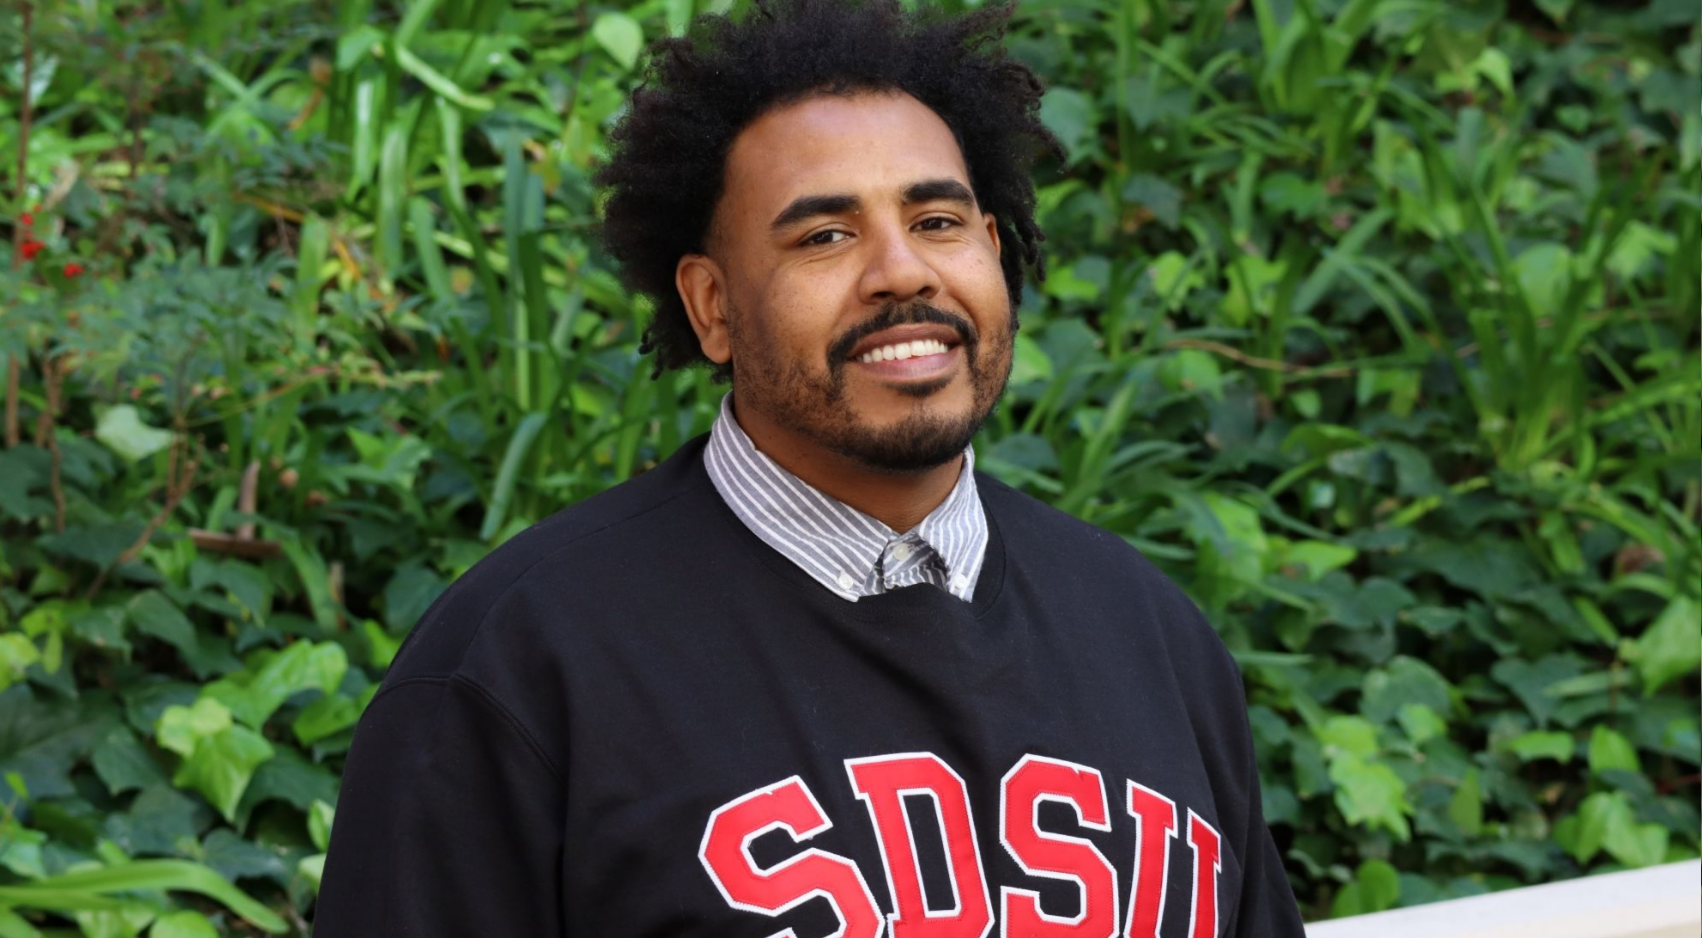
[1491,654,1586,727]
[234,746,340,827]
[1316,715,1380,758]
[292,692,365,746]
[0,687,121,798]
[1603,819,1671,869]
[127,591,197,659]
[200,828,291,885]
[1628,595,1701,696]
[1587,725,1640,777]
[91,724,168,796]
[102,783,208,857]
[1038,88,1097,164]
[202,641,349,729]
[1327,751,1412,841]
[155,699,233,759]
[36,522,146,570]
[149,911,218,938]
[1560,791,1634,864]
[1361,656,1453,724]
[591,12,644,70]
[171,724,275,823]
[1506,730,1575,763]
[1448,768,1484,836]
[308,800,335,852]
[94,405,174,463]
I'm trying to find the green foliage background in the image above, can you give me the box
[0,0,1698,933]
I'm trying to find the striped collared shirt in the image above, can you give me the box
[702,393,988,602]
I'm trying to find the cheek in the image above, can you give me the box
[752,280,844,357]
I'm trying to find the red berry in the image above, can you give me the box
[19,213,33,227]
[63,262,84,278]
[20,240,42,261]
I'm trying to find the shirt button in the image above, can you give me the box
[951,573,970,591]
[836,571,856,591]
[890,543,912,562]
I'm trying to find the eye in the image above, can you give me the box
[802,229,850,246]
[916,216,961,232]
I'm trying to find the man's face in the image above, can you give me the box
[681,90,1015,474]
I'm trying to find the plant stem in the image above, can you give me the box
[6,1,36,449]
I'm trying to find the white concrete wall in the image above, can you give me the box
[1304,860,1700,938]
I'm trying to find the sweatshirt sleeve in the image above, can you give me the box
[1232,761,1308,937]
[311,674,566,937]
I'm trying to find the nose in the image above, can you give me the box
[856,223,943,306]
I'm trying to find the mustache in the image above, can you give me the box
[828,302,978,365]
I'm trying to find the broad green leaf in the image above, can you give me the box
[308,800,335,852]
[0,635,40,691]
[149,911,217,938]
[1316,715,1379,759]
[93,406,174,463]
[202,641,349,729]
[1038,88,1096,163]
[1506,730,1574,763]
[292,694,362,746]
[1603,819,1670,869]
[90,724,167,796]
[126,592,198,661]
[155,699,232,759]
[1328,752,1412,841]
[0,906,44,938]
[298,853,326,892]
[170,725,275,823]
[1361,657,1452,725]
[0,691,122,799]
[1629,595,1700,696]
[1396,704,1447,746]
[1448,768,1483,836]
[1009,333,1053,386]
[1587,725,1640,776]
[1512,242,1573,313]
[1561,791,1635,864]
[591,12,645,70]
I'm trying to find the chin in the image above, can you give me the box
[828,409,982,475]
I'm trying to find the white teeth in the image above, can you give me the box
[858,339,950,364]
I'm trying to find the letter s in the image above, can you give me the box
[699,775,884,938]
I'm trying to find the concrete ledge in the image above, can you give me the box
[1304,860,1701,938]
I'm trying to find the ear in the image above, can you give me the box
[676,253,731,366]
[982,210,1001,259]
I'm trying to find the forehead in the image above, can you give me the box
[721,91,971,218]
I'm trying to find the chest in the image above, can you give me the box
[555,591,1243,937]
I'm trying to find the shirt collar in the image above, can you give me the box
[703,393,987,602]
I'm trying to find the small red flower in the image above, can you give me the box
[63,262,84,278]
[20,239,43,261]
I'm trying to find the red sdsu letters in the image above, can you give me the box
[847,754,995,938]
[1123,782,1177,938]
[701,755,1223,938]
[698,775,885,938]
[998,755,1118,937]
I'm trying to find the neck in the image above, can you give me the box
[729,393,962,533]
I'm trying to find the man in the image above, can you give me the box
[314,0,1306,935]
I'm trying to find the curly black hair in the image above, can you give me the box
[593,0,1063,380]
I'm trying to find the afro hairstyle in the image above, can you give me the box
[593,0,1063,380]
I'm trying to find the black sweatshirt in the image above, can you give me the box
[312,434,1305,937]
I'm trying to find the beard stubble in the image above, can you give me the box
[727,299,1015,474]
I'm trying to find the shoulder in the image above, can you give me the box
[382,437,714,680]
[976,470,1173,592]
[977,471,1239,674]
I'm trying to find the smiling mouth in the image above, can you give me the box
[855,338,952,364]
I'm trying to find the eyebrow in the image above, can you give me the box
[768,178,977,232]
